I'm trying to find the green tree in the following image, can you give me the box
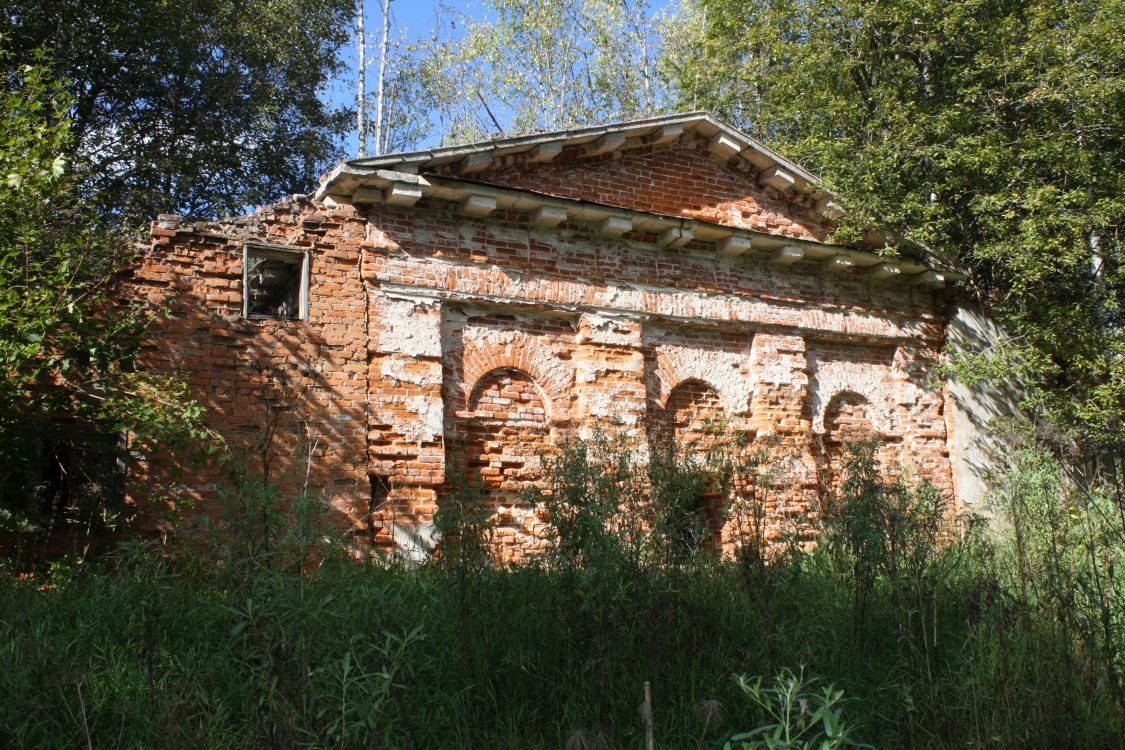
[0,52,203,558]
[665,0,1125,463]
[1,0,353,221]
[406,0,668,143]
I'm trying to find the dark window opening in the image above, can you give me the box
[245,246,306,320]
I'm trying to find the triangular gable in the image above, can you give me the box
[318,113,843,233]
[314,112,961,279]
[437,130,833,244]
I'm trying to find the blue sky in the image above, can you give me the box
[326,0,676,158]
[325,1,487,157]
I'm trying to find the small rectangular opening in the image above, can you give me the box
[243,245,308,320]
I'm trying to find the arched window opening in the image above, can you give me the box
[651,379,728,552]
[819,391,880,502]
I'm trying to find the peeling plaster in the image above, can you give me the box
[460,325,574,416]
[377,298,442,358]
[382,394,444,443]
[588,390,640,423]
[749,335,807,388]
[380,357,442,386]
[578,312,641,347]
[652,339,754,415]
[807,355,893,434]
[374,256,937,342]
[391,522,438,564]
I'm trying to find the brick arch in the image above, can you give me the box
[650,346,752,416]
[458,331,572,422]
[466,366,551,422]
[816,390,898,500]
[452,366,554,560]
[648,378,729,551]
[812,381,891,436]
[660,379,728,454]
[823,391,876,443]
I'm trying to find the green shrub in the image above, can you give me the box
[726,668,870,750]
[2,430,1124,748]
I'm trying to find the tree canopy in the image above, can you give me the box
[1,0,354,221]
[664,0,1125,456]
[0,52,203,552]
[386,0,668,147]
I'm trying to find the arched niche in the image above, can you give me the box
[457,367,551,499]
[817,390,899,501]
[823,391,876,445]
[447,366,554,561]
[657,379,728,458]
[455,330,572,423]
[649,378,729,551]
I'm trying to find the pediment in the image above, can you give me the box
[449,130,834,243]
[314,113,961,280]
[318,113,844,244]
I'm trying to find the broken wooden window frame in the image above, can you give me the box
[242,244,310,321]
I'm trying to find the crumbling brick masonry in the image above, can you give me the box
[121,113,964,559]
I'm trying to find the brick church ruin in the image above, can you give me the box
[123,113,973,558]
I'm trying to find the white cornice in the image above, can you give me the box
[318,170,961,287]
[313,113,963,283]
[318,112,828,209]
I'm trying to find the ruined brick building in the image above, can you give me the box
[123,113,977,558]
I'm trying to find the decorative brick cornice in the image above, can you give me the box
[320,169,960,287]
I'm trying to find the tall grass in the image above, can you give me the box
[1,433,1123,748]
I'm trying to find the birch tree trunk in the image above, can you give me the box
[373,0,391,155]
[356,0,367,157]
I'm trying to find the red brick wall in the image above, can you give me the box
[123,198,374,543]
[450,132,833,243]
[662,380,727,455]
[452,368,552,557]
[122,139,956,560]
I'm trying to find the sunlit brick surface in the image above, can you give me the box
[122,132,957,559]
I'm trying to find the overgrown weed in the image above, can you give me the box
[0,430,1123,748]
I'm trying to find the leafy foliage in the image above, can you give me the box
[664,0,1125,454]
[727,669,870,750]
[1,0,354,220]
[3,433,1124,747]
[397,0,669,144]
[0,52,203,560]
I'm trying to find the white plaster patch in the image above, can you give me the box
[892,346,936,408]
[405,395,444,443]
[458,223,484,251]
[377,297,442,358]
[748,335,807,388]
[382,394,444,443]
[587,391,639,425]
[578,312,641,346]
[654,342,753,415]
[487,224,531,247]
[755,360,800,386]
[414,225,458,249]
[380,357,442,386]
[894,377,926,409]
[368,224,401,251]
[575,361,624,384]
[391,521,438,564]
